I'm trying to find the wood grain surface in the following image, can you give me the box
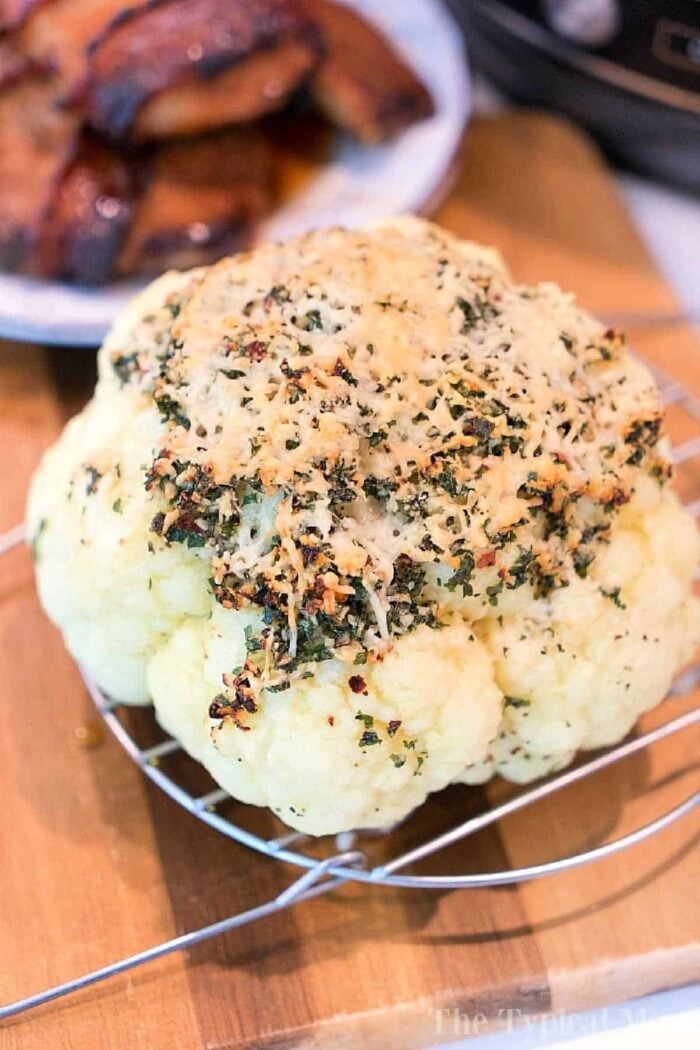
[0,113,698,1049]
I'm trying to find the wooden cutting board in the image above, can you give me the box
[0,113,698,1050]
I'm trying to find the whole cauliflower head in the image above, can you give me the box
[28,218,699,835]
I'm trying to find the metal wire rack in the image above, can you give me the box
[0,353,698,1022]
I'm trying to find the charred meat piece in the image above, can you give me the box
[0,71,77,270]
[117,127,273,276]
[68,0,321,141]
[125,33,318,142]
[298,0,434,143]
[7,1,142,90]
[29,132,143,283]
[0,0,44,29]
[0,38,31,88]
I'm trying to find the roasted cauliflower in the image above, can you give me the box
[28,218,699,834]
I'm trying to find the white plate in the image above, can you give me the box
[0,0,470,347]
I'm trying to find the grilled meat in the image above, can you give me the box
[299,0,434,143]
[68,0,321,140]
[0,70,77,270]
[118,126,273,275]
[30,132,143,282]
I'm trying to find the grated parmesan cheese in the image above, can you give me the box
[106,217,668,709]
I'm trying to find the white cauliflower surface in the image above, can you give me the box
[28,218,699,835]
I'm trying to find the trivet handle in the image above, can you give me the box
[0,850,365,1022]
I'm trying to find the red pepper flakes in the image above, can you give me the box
[244,340,268,362]
[476,550,496,569]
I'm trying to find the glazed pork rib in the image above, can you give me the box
[117,127,274,276]
[29,132,143,283]
[25,125,274,282]
[67,0,321,140]
[0,70,77,270]
[0,0,40,27]
[299,0,435,142]
[0,38,30,87]
[1,1,139,89]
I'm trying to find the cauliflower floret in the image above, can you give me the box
[461,481,699,785]
[149,611,502,834]
[27,218,699,834]
[27,396,212,703]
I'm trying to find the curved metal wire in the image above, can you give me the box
[1,662,696,1022]
[0,677,695,1022]
[0,523,26,555]
[87,672,700,889]
[0,850,367,1022]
